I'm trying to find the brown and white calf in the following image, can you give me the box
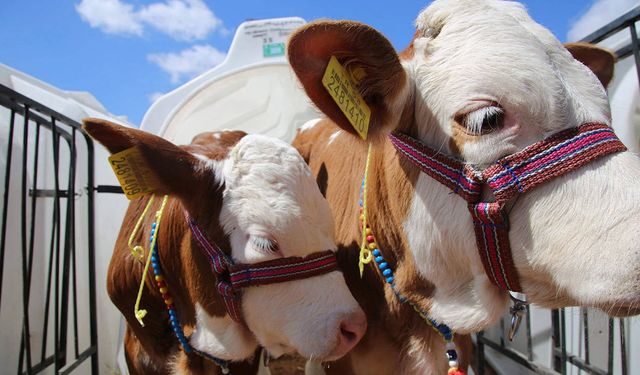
[83,119,366,374]
[288,0,639,373]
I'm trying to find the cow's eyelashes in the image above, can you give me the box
[463,106,504,135]
[250,236,279,254]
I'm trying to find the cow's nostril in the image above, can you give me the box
[340,323,359,344]
[338,312,367,344]
[324,312,367,360]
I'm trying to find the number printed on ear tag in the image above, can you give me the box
[322,56,371,140]
[108,147,158,200]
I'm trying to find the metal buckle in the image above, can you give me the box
[508,292,528,341]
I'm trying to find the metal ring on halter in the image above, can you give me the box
[508,291,528,341]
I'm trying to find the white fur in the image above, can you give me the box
[190,304,258,360]
[394,0,640,332]
[196,134,364,361]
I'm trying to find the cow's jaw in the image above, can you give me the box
[190,304,258,361]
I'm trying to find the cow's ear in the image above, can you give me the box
[82,118,213,200]
[288,20,409,138]
[565,42,616,88]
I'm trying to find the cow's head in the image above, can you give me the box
[84,119,366,360]
[289,0,639,333]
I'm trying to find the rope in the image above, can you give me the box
[134,195,169,327]
[358,143,373,277]
[128,195,155,262]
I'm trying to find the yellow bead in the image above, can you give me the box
[365,228,372,235]
[368,242,377,250]
[164,298,173,305]
[159,287,168,294]
[155,275,164,282]
[359,214,365,221]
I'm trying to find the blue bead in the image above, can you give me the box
[446,349,458,361]
[379,262,388,270]
[372,249,381,257]
[385,276,394,283]
[358,199,363,206]
[375,256,384,263]
[382,269,392,276]
[151,222,156,228]
[151,255,157,262]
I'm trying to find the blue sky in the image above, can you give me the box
[0,0,635,125]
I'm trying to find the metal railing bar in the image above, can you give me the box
[583,308,590,366]
[476,332,487,375]
[630,22,640,85]
[58,347,97,375]
[0,85,83,130]
[0,109,17,309]
[580,6,640,44]
[565,354,608,375]
[477,335,557,375]
[94,185,124,194]
[526,305,533,361]
[620,319,628,375]
[70,127,80,359]
[40,200,57,363]
[28,189,71,198]
[20,105,34,374]
[607,318,614,374]
[82,119,99,374]
[58,152,73,367]
[22,354,55,375]
[0,97,74,146]
[560,309,567,375]
[51,119,62,373]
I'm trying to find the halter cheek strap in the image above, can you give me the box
[389,123,626,292]
[186,214,339,323]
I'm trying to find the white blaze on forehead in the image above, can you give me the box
[220,134,335,260]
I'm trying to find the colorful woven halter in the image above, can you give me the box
[389,123,626,292]
[186,214,339,322]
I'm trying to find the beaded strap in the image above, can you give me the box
[358,172,463,374]
[150,207,230,374]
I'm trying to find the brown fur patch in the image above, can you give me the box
[564,42,616,88]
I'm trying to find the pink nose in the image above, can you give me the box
[328,311,367,359]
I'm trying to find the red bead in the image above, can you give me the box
[366,235,375,242]
[162,293,170,300]
[166,304,174,310]
[156,281,166,288]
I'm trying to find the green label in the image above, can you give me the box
[263,42,285,57]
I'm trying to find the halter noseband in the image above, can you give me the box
[186,214,339,323]
[389,123,626,293]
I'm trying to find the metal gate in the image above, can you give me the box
[0,84,99,374]
[476,6,640,375]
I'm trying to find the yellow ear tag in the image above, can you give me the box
[322,56,371,140]
[108,146,158,200]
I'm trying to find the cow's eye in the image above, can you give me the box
[250,236,279,254]
[463,106,504,135]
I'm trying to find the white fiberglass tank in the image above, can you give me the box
[141,17,321,144]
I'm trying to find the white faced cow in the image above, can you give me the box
[289,0,639,373]
[83,119,366,374]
